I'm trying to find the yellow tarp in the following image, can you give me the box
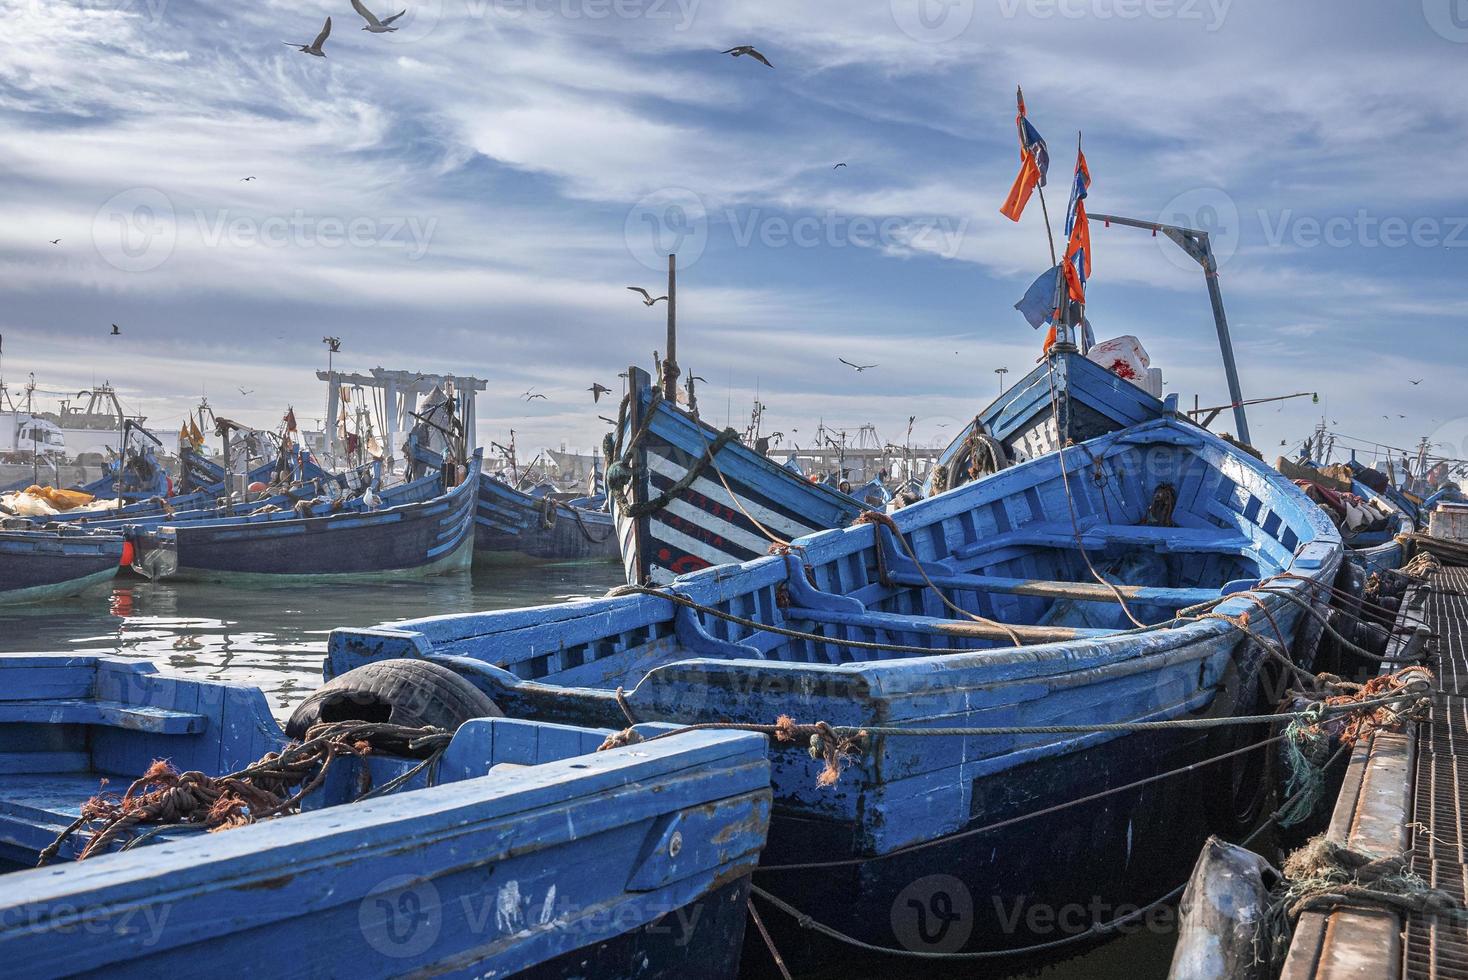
[24,485,95,511]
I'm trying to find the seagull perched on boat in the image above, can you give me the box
[626,286,667,306]
[48,238,60,245]
[351,0,406,33]
[838,357,877,372]
[722,45,773,67]
[283,17,331,57]
[110,324,121,336]
[522,389,547,401]
[588,383,611,403]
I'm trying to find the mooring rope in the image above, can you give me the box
[747,728,1352,961]
[853,510,1023,647]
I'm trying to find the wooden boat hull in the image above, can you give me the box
[610,367,862,585]
[928,349,1168,495]
[474,476,619,563]
[129,461,480,583]
[329,416,1343,966]
[0,654,771,979]
[0,529,123,604]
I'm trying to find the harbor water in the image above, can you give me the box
[0,563,628,720]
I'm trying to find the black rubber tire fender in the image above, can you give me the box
[286,659,502,748]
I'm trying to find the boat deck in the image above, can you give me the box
[1281,565,1468,980]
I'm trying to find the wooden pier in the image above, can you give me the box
[1281,566,1468,980]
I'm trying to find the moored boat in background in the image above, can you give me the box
[474,471,620,563]
[127,450,482,583]
[0,525,124,604]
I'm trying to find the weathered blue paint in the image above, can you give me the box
[474,473,620,563]
[0,653,771,979]
[329,415,1343,965]
[127,453,482,582]
[0,528,123,605]
[927,350,1168,497]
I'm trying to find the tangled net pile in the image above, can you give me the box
[1259,835,1464,969]
[39,721,451,865]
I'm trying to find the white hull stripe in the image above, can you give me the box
[645,451,827,541]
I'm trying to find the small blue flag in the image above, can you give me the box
[1015,265,1059,329]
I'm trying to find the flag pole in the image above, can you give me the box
[1016,86,1058,268]
[1071,131,1086,353]
[1048,131,1084,354]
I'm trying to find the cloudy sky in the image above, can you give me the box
[1,0,1464,467]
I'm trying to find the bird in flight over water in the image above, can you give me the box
[833,163,847,169]
[48,238,60,245]
[283,17,331,57]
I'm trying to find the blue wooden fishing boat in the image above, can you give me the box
[609,366,864,584]
[0,653,771,978]
[127,451,481,582]
[0,526,124,604]
[474,473,620,564]
[927,347,1170,496]
[609,348,1170,585]
[327,413,1342,966]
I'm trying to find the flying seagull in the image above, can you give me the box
[838,357,877,372]
[238,387,254,397]
[48,238,61,245]
[351,0,406,33]
[1398,414,1408,419]
[588,383,612,403]
[110,324,121,336]
[240,176,256,182]
[522,389,547,401]
[832,163,847,169]
[283,17,331,57]
[722,45,773,68]
[626,286,667,306]
[1409,378,1423,385]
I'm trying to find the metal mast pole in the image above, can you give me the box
[663,254,678,400]
[1088,212,1251,444]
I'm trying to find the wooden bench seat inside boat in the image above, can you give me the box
[880,571,1220,607]
[782,604,1120,645]
[0,699,206,734]
[952,522,1254,560]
